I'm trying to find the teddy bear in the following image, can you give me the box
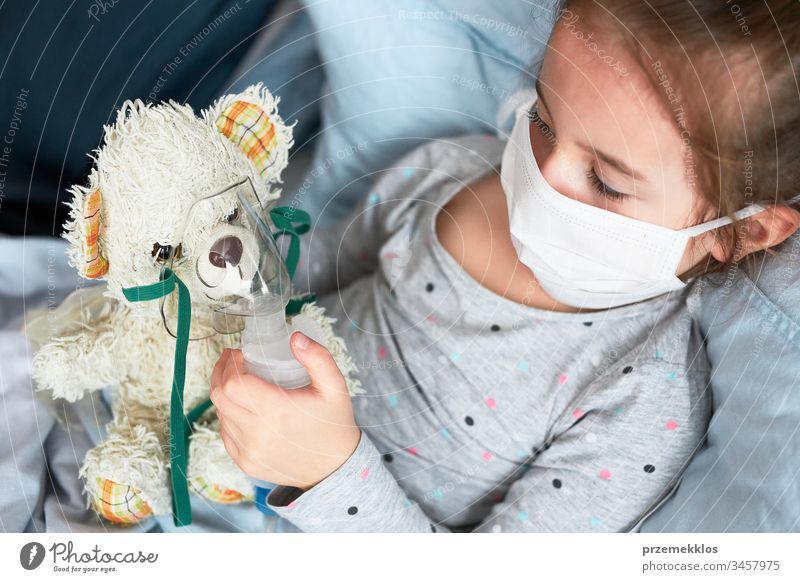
[27,83,363,527]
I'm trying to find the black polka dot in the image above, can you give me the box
[531,446,540,456]
[429,523,436,532]
[382,453,394,463]
[623,366,634,374]
[425,283,434,292]
[644,464,656,473]
[544,441,551,450]
[583,322,593,327]
[464,416,474,426]
[490,324,501,332]
[347,506,358,515]
[552,478,562,489]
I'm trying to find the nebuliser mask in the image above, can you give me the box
[500,94,776,309]
[163,177,313,388]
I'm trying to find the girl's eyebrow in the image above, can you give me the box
[536,77,647,183]
[579,142,648,182]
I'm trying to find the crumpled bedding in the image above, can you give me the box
[0,236,296,533]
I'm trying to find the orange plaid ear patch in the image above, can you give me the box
[215,100,278,176]
[82,189,109,279]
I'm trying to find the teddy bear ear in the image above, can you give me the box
[63,171,109,279]
[203,83,295,184]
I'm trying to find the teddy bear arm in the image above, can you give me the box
[31,323,127,403]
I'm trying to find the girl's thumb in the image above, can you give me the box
[290,331,346,395]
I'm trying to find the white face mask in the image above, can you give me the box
[500,95,769,309]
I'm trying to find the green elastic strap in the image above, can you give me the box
[122,268,193,527]
[269,206,311,280]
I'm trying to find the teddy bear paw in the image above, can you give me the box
[189,476,253,504]
[89,478,154,526]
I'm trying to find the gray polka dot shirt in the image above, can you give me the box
[265,134,712,533]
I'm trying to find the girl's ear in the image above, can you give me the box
[63,169,109,279]
[710,205,800,262]
[202,83,295,184]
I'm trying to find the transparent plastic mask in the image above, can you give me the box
[158,177,291,339]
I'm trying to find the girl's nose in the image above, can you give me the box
[536,145,583,202]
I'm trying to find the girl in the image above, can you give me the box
[210,0,800,532]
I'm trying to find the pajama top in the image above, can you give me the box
[264,134,713,533]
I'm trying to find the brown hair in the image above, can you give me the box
[557,0,800,279]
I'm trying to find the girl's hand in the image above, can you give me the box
[210,332,361,491]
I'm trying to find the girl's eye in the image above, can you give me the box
[586,170,629,201]
[527,106,551,131]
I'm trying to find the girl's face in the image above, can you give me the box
[531,12,714,276]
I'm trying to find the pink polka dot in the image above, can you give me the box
[407,447,418,456]
[382,252,398,260]
[287,501,297,509]
[666,420,678,431]
[485,395,497,409]
[360,467,370,480]
[482,451,493,462]
[426,314,437,323]
[378,346,386,359]
[598,469,612,480]
[559,374,568,385]
[572,408,584,418]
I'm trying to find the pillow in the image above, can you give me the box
[0,0,278,236]
[294,0,558,227]
[640,234,800,532]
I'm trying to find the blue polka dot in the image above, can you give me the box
[614,406,624,416]
[516,360,530,373]
[516,449,528,458]
[432,488,444,500]
[590,516,603,527]
[387,395,399,407]
[368,193,380,204]
[450,352,461,362]
[350,320,359,329]
[666,371,678,381]
[655,349,662,359]
[404,499,413,508]
[403,168,416,177]
[517,510,529,522]
[440,428,452,439]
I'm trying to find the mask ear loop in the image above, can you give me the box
[680,203,767,238]
[681,193,800,238]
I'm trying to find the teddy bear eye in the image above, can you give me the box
[225,207,240,222]
[152,242,182,263]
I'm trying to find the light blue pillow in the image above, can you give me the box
[641,234,800,532]
[295,0,557,227]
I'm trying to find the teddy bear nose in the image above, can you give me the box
[209,236,243,268]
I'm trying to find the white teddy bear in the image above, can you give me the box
[27,84,362,527]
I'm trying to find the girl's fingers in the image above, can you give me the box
[210,349,232,393]
[218,413,244,446]
[211,379,255,419]
[219,425,240,461]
